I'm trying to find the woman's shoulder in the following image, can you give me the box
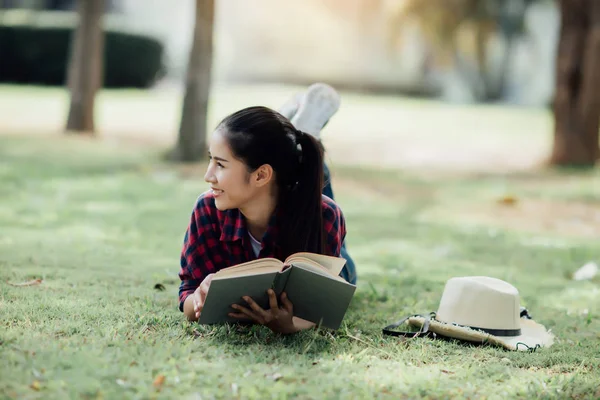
[320,195,346,242]
[321,194,344,219]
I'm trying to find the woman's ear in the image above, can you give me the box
[253,164,274,188]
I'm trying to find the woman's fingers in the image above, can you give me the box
[199,273,215,303]
[268,289,278,310]
[193,292,202,313]
[231,304,263,324]
[281,292,293,314]
[199,283,209,302]
[243,296,271,320]
[228,312,253,320]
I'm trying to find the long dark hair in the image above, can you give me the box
[217,106,326,260]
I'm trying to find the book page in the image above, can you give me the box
[285,257,331,277]
[213,258,283,279]
[291,262,348,282]
[285,252,347,276]
[213,266,282,279]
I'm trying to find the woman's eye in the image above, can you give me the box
[217,162,224,168]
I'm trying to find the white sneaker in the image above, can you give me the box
[278,92,303,120]
[291,83,340,139]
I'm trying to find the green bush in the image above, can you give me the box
[0,10,165,88]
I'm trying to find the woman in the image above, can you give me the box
[178,84,355,334]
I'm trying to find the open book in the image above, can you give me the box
[198,252,356,330]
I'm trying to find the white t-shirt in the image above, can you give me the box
[248,231,262,257]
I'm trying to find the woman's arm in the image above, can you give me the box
[182,273,215,322]
[178,194,221,315]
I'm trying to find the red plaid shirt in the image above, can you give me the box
[178,191,347,311]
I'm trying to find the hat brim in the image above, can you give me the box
[408,316,555,351]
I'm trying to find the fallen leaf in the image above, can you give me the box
[153,374,166,389]
[129,361,138,367]
[266,373,283,382]
[497,195,518,206]
[153,283,166,291]
[8,278,43,287]
[441,369,454,374]
[30,381,41,391]
[573,262,599,281]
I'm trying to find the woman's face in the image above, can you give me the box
[204,129,261,211]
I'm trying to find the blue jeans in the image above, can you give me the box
[323,164,357,285]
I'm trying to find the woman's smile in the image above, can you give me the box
[210,187,224,197]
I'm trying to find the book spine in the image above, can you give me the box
[272,268,292,296]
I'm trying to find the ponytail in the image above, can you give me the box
[277,130,326,258]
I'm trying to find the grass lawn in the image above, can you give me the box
[1,133,599,399]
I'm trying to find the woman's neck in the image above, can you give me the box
[240,191,277,241]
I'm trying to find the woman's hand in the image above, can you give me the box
[229,290,299,335]
[191,273,215,320]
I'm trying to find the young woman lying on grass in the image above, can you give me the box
[177,83,357,334]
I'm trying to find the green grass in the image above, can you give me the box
[1,135,599,399]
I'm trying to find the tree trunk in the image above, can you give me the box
[65,0,104,134]
[550,0,600,166]
[171,0,215,162]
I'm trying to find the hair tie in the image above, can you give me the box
[293,128,306,141]
[294,129,305,162]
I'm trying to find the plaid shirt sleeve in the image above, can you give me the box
[322,195,347,257]
[177,193,223,311]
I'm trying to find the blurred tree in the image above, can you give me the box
[550,0,600,166]
[389,0,537,102]
[170,0,214,162]
[65,0,104,133]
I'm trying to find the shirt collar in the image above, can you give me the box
[219,208,247,242]
[219,207,280,249]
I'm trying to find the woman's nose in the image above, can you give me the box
[204,165,215,183]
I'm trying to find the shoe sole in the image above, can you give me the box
[291,83,341,137]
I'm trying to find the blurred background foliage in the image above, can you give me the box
[0,9,164,87]
[0,0,557,103]
[0,0,597,165]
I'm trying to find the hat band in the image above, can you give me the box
[459,324,522,337]
[438,307,533,337]
[437,317,522,337]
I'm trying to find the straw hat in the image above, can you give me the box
[384,276,555,351]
